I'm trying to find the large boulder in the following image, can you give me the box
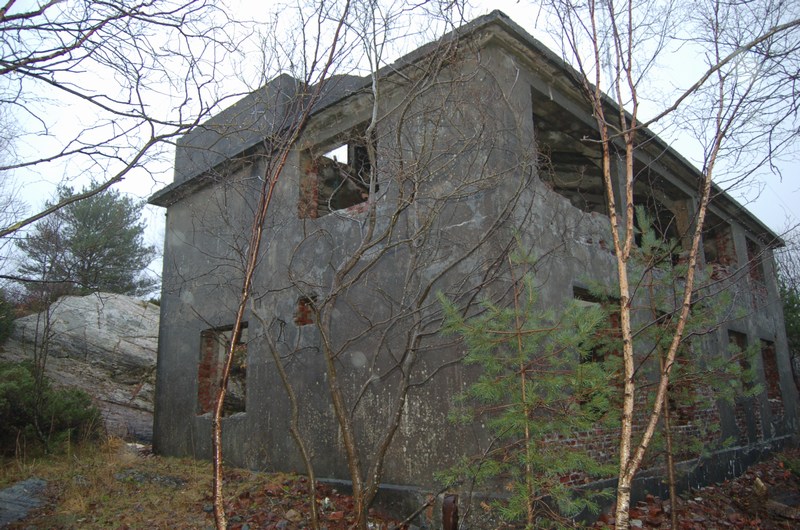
[1,293,159,441]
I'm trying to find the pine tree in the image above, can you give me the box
[439,248,617,528]
[17,184,156,298]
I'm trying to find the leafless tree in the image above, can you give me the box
[775,224,800,388]
[265,60,536,530]
[164,3,545,529]
[776,226,800,292]
[171,3,363,527]
[535,0,800,526]
[0,0,243,239]
[153,1,799,528]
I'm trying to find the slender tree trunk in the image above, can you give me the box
[257,315,321,529]
[32,299,54,448]
[662,389,678,529]
[208,6,352,527]
[613,151,714,529]
[510,257,536,528]
[210,114,316,530]
[211,171,279,530]
[320,333,367,530]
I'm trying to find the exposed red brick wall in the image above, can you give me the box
[545,382,724,487]
[706,224,736,280]
[761,341,785,421]
[298,159,320,219]
[734,399,764,443]
[197,330,219,414]
[294,297,315,326]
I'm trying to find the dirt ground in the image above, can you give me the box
[3,442,800,529]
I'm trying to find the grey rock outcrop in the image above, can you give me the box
[1,293,159,441]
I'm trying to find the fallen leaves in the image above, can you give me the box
[595,449,800,529]
[220,475,404,530]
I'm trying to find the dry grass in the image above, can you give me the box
[2,438,260,529]
[0,438,402,529]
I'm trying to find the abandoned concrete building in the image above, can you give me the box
[149,11,799,504]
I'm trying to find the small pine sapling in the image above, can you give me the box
[438,249,618,528]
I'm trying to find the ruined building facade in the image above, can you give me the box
[150,12,799,497]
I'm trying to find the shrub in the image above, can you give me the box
[0,361,103,454]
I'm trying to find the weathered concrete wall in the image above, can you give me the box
[153,165,260,459]
[151,12,799,504]
[244,42,541,485]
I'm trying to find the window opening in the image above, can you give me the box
[746,239,766,284]
[728,330,751,390]
[323,144,349,163]
[294,296,316,326]
[573,287,620,413]
[632,193,682,264]
[760,340,782,404]
[664,328,695,426]
[299,128,376,218]
[746,238,768,308]
[729,329,765,441]
[198,324,248,416]
[702,215,736,278]
[532,87,607,216]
